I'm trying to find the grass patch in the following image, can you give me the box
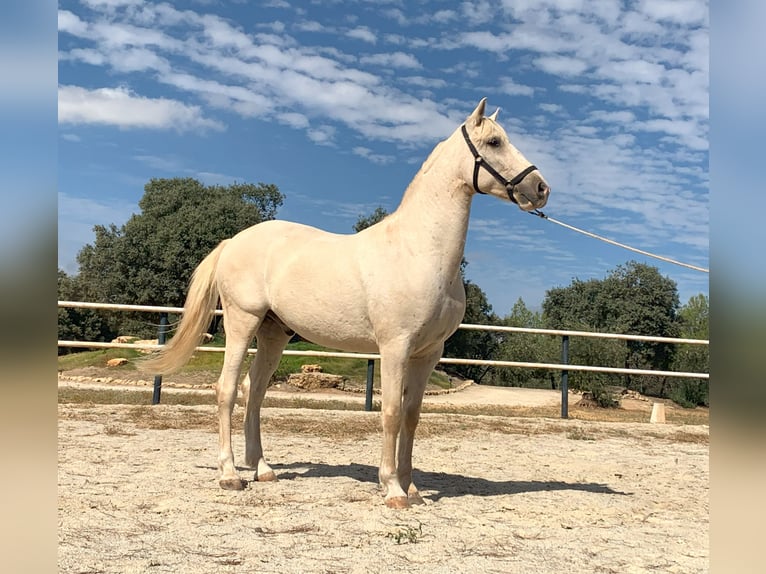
[58,340,453,389]
[566,427,596,440]
[387,523,424,544]
[58,386,216,406]
[58,347,147,371]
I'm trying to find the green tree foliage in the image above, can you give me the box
[68,178,283,338]
[491,298,556,388]
[352,206,389,232]
[670,294,709,406]
[541,261,700,404]
[57,269,115,352]
[601,262,680,395]
[442,281,500,383]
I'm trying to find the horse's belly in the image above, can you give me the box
[273,300,378,353]
[267,265,378,353]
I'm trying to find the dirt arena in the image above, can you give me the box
[58,385,708,574]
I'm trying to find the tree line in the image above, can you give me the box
[59,178,708,406]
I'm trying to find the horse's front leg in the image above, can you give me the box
[397,346,442,505]
[378,345,411,509]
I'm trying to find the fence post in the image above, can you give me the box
[152,312,169,405]
[365,359,375,411]
[560,335,569,419]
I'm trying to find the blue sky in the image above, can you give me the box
[57,0,709,314]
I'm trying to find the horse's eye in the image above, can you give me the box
[487,137,501,147]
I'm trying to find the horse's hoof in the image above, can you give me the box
[408,492,426,505]
[385,496,410,509]
[256,471,278,482]
[219,478,246,490]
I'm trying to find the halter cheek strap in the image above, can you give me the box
[461,124,538,203]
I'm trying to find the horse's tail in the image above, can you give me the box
[141,240,228,374]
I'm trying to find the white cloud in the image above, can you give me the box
[346,26,377,44]
[461,0,494,26]
[352,146,395,165]
[279,112,310,129]
[539,103,564,114]
[638,0,708,25]
[58,10,89,36]
[81,0,143,8]
[295,20,325,33]
[359,52,421,69]
[58,85,225,132]
[534,56,588,77]
[400,76,447,89]
[307,124,336,145]
[587,110,636,124]
[432,10,458,24]
[595,59,666,85]
[500,78,535,97]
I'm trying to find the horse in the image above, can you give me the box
[142,98,550,509]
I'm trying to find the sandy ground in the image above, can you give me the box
[58,382,709,573]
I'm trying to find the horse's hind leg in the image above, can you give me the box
[244,316,291,481]
[217,305,263,491]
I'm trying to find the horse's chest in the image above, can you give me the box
[403,278,466,340]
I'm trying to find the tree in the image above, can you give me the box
[543,278,605,331]
[353,206,389,232]
[601,262,680,395]
[670,294,709,406]
[442,280,500,384]
[542,261,682,401]
[73,178,283,337]
[491,298,556,388]
[57,269,115,352]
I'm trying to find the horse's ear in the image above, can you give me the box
[489,108,500,121]
[468,98,487,126]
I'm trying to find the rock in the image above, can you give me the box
[287,372,344,390]
[106,358,129,367]
[621,389,649,401]
[300,364,323,373]
[133,339,159,353]
[112,335,138,344]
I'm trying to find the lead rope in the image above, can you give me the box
[529,210,709,273]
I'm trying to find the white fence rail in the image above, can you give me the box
[58,300,709,415]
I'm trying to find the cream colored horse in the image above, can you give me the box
[142,99,549,508]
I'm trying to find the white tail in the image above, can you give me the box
[140,240,227,374]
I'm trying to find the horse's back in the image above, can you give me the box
[215,220,377,350]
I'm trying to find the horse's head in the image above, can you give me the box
[460,98,550,211]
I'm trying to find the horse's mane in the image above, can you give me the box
[420,139,447,174]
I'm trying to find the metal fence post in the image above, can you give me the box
[365,359,375,411]
[152,312,169,405]
[560,335,569,419]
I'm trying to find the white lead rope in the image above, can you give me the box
[530,210,709,274]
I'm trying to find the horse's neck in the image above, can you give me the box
[389,142,472,277]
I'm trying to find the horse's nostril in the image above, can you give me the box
[538,181,549,195]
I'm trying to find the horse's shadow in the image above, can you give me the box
[264,461,632,500]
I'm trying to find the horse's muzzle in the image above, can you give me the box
[515,174,550,209]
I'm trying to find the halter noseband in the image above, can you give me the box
[461,124,538,203]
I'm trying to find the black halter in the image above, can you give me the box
[461,124,538,203]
